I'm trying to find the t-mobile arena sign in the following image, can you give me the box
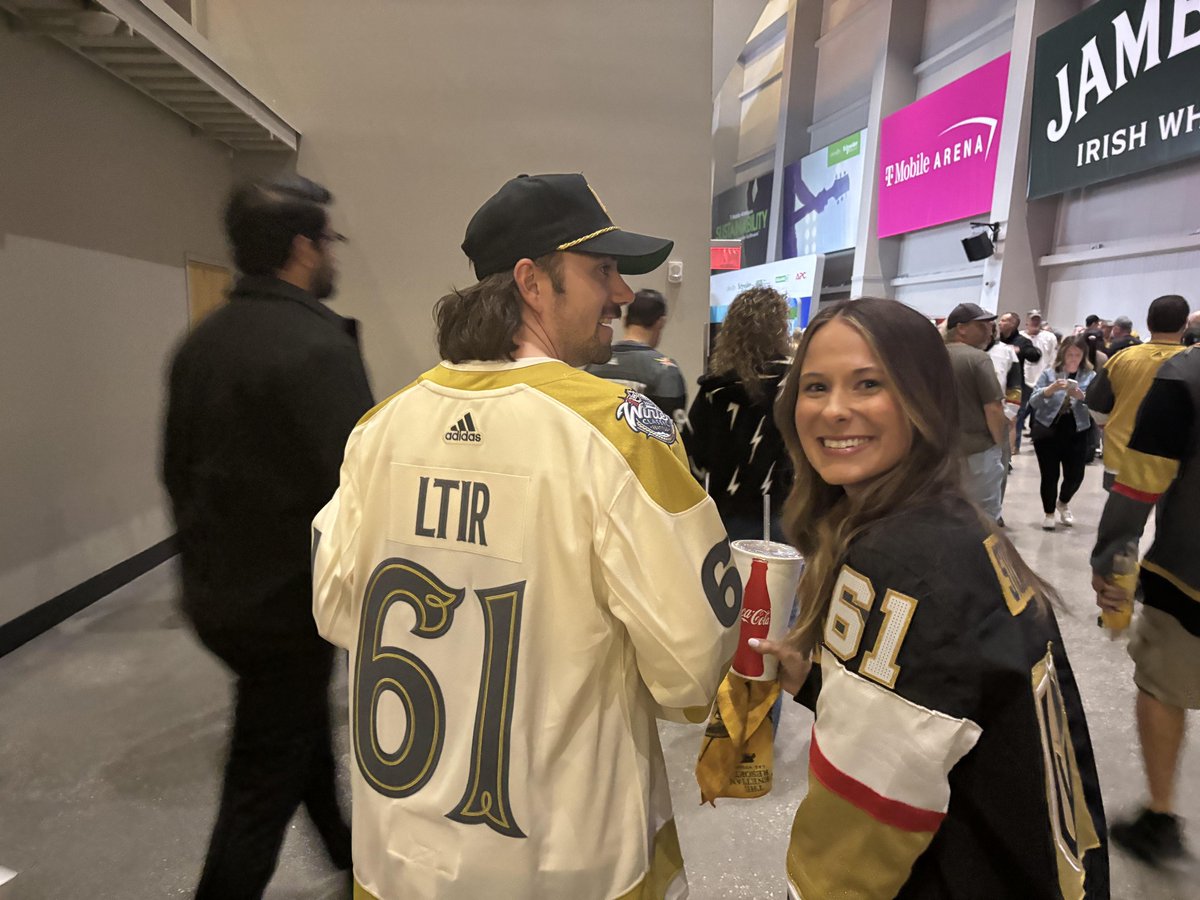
[877,54,1011,238]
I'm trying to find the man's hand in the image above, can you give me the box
[1092,572,1131,612]
[749,637,812,695]
[984,400,1008,448]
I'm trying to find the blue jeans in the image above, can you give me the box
[961,444,1005,521]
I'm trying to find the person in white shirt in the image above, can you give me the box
[986,326,1021,508]
[312,173,739,900]
[1017,310,1059,450]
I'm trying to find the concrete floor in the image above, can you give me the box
[0,458,1196,899]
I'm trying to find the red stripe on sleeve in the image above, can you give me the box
[809,730,946,834]
[1112,483,1161,504]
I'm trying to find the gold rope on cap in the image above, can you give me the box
[557,225,619,251]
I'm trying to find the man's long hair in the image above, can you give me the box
[434,254,563,362]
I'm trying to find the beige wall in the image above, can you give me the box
[204,0,716,396]
[0,22,234,625]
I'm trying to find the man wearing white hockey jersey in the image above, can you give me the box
[313,173,741,900]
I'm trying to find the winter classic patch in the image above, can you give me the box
[615,388,676,445]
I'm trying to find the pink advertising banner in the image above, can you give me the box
[877,53,1011,238]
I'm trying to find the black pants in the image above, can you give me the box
[1015,382,1033,451]
[192,625,351,900]
[1032,416,1091,515]
[1085,418,1101,462]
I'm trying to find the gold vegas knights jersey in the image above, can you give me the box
[312,358,740,900]
[787,500,1109,900]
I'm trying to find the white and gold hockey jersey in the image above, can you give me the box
[313,358,741,900]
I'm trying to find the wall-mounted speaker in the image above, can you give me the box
[962,232,994,262]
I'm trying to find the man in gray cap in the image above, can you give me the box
[945,302,1007,521]
[1106,315,1142,357]
[311,173,738,900]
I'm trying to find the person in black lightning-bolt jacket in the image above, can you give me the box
[684,287,793,542]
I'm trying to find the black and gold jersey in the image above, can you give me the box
[788,501,1109,900]
[313,358,739,900]
[1093,346,1200,637]
[584,340,688,428]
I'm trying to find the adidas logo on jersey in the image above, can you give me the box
[445,413,482,443]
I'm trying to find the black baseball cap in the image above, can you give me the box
[946,302,997,329]
[462,173,674,280]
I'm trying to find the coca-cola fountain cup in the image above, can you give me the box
[729,540,804,682]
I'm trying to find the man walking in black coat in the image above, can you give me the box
[997,312,1042,452]
[162,176,374,899]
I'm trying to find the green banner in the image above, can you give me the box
[827,132,862,165]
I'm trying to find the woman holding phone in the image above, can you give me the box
[1029,335,1096,531]
[751,298,1107,899]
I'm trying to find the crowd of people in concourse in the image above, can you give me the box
[160,173,1196,899]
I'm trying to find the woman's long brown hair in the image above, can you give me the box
[1053,333,1095,373]
[773,298,1058,653]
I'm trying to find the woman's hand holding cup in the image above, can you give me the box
[748,637,812,695]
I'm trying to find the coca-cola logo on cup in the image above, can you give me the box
[741,607,771,627]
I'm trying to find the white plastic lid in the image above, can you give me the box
[730,539,803,560]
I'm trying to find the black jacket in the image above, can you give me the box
[999,330,1041,364]
[162,276,374,638]
[682,360,792,535]
[1082,327,1105,366]
[1105,334,1141,357]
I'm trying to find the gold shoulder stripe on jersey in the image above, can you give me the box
[423,361,574,392]
[361,359,559,427]
[356,375,426,427]
[416,363,701,512]
[531,371,704,514]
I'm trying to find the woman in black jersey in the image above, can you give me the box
[753,298,1109,899]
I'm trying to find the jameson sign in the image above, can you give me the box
[712,173,773,267]
[1029,0,1200,199]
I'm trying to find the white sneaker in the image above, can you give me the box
[1042,514,1056,531]
[1057,502,1074,527]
